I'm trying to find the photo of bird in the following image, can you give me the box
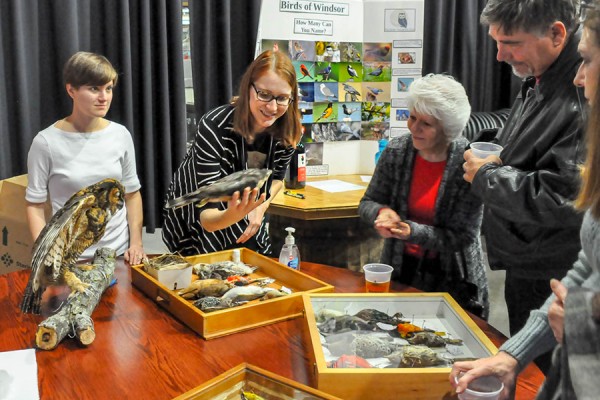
[324,45,335,61]
[398,79,410,92]
[338,123,361,140]
[300,103,313,123]
[297,83,314,102]
[315,102,334,122]
[342,104,359,116]
[20,178,126,314]
[316,63,332,81]
[342,43,362,62]
[346,64,359,81]
[364,43,391,61]
[340,103,361,122]
[366,86,385,101]
[398,11,408,28]
[299,64,313,80]
[362,103,390,122]
[293,41,306,60]
[319,83,337,100]
[315,41,325,56]
[342,83,361,102]
[368,65,384,77]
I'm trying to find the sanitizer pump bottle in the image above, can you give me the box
[279,227,300,270]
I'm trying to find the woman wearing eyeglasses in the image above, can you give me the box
[162,50,301,255]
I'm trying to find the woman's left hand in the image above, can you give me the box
[390,222,411,240]
[124,244,146,265]
[237,203,267,244]
[548,278,567,343]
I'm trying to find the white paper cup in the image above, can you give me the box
[362,263,393,293]
[470,142,503,159]
[455,375,504,400]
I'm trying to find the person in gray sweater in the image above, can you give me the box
[452,2,600,398]
[359,73,489,318]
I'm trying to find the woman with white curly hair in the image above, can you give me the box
[359,73,489,318]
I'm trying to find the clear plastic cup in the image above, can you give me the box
[362,263,393,293]
[470,142,503,159]
[455,374,504,400]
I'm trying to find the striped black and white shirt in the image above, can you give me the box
[162,104,294,256]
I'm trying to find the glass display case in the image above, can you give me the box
[302,293,498,400]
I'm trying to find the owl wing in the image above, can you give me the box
[20,192,98,314]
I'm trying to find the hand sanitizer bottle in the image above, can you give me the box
[279,227,300,270]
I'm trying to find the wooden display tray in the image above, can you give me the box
[131,248,334,339]
[302,293,499,400]
[174,362,342,400]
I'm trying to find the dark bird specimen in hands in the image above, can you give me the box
[165,169,273,209]
[20,179,126,314]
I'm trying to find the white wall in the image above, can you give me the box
[321,141,378,175]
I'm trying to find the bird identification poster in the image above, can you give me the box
[256,0,424,174]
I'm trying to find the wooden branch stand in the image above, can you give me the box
[35,247,117,350]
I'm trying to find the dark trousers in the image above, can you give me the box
[398,253,443,291]
[505,270,554,375]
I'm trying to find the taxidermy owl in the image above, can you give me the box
[20,178,125,314]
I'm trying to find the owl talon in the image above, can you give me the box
[77,264,95,271]
[76,282,91,294]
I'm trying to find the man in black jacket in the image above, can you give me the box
[463,0,585,373]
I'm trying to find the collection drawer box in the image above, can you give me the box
[131,248,334,339]
[302,293,498,400]
[174,363,341,400]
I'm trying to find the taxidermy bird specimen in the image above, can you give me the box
[20,178,125,314]
[165,169,273,209]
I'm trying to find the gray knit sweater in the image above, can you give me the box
[359,134,489,316]
[501,209,600,381]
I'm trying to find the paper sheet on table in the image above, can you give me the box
[306,179,366,193]
[0,349,39,400]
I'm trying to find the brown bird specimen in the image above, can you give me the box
[20,178,125,314]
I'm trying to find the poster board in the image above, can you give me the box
[256,0,424,175]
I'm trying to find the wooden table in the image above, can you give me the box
[0,261,544,400]
[270,174,369,220]
[269,174,383,270]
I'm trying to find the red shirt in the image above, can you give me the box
[404,153,446,258]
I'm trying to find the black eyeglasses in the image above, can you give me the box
[581,0,600,23]
[251,83,293,106]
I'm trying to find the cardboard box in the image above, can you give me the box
[0,175,33,275]
[130,248,334,339]
[174,363,342,400]
[302,293,499,400]
[145,263,193,291]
